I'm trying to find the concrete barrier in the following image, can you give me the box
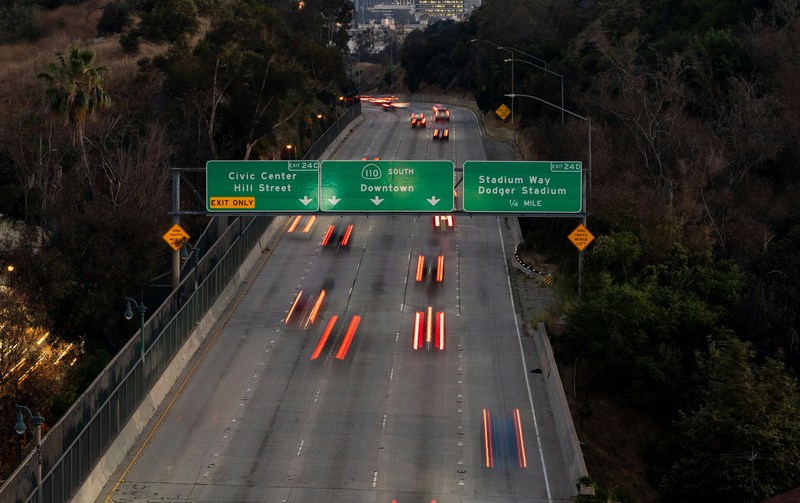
[532,321,591,493]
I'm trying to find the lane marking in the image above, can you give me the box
[103,223,281,501]
[497,217,552,500]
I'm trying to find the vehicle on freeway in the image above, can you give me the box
[410,113,427,128]
[432,128,449,140]
[432,104,450,121]
[361,155,380,160]
[382,102,396,111]
[412,307,446,351]
[432,214,455,231]
[414,253,445,284]
[284,289,327,330]
[321,223,354,249]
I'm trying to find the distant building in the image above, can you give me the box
[416,0,465,20]
[352,0,479,28]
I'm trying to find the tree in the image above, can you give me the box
[38,45,110,201]
[661,339,800,501]
[163,0,345,161]
[0,0,41,43]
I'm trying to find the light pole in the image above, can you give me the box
[506,93,592,296]
[15,405,44,503]
[504,58,565,124]
[124,297,147,364]
[180,241,201,289]
[470,39,515,131]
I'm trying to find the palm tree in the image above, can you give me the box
[38,45,110,200]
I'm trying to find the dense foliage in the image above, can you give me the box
[0,0,353,479]
[399,0,800,500]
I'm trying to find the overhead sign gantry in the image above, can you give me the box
[204,159,581,214]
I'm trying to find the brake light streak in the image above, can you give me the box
[304,290,326,328]
[483,408,494,468]
[415,255,425,282]
[413,311,424,349]
[302,215,316,233]
[514,408,528,468]
[285,291,303,324]
[335,315,361,360]
[436,255,444,282]
[287,215,302,233]
[310,315,338,360]
[435,312,445,350]
[425,306,433,351]
[340,224,353,245]
[321,225,334,246]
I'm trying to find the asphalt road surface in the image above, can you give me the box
[97,101,574,503]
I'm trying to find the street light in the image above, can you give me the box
[471,39,515,130]
[15,405,44,503]
[180,241,200,265]
[124,297,147,363]
[505,92,592,296]
[180,241,201,289]
[504,58,565,124]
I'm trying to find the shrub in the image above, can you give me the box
[97,1,131,36]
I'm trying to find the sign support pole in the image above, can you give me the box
[172,170,181,290]
[579,118,591,297]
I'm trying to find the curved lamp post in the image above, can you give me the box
[181,241,201,289]
[504,58,565,124]
[506,92,592,296]
[470,39,515,129]
[124,297,147,364]
[15,405,44,503]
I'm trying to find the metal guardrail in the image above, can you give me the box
[0,215,271,503]
[0,104,361,503]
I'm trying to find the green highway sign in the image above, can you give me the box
[206,160,320,212]
[463,161,582,213]
[320,160,454,212]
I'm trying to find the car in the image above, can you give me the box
[410,113,427,128]
[432,215,455,231]
[415,253,445,283]
[321,223,354,248]
[432,105,450,121]
[432,128,449,141]
[382,102,396,111]
[362,156,380,161]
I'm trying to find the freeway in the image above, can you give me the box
[97,102,575,502]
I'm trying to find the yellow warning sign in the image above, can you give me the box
[209,197,256,209]
[495,103,511,121]
[162,224,190,251]
[568,223,594,251]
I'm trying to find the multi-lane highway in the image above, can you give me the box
[97,102,575,502]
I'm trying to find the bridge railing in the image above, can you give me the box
[0,215,272,503]
[0,102,361,503]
